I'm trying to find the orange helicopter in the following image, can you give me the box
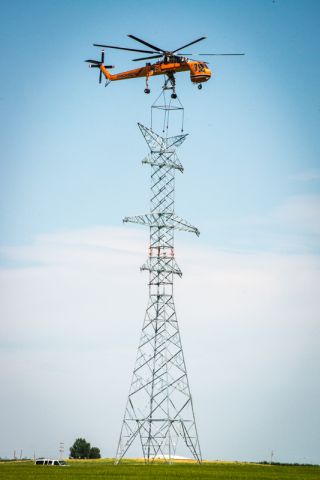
[86,35,244,97]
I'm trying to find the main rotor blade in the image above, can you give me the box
[128,34,163,53]
[198,53,245,55]
[93,44,157,54]
[132,54,163,62]
[173,36,206,53]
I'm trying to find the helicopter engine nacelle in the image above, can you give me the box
[189,62,211,84]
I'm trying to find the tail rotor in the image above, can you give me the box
[99,50,104,83]
[85,50,114,84]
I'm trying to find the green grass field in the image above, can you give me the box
[1,459,319,480]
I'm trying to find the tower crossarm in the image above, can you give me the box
[138,123,188,152]
[142,152,184,172]
[141,257,182,277]
[123,213,200,236]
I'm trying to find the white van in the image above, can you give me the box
[35,458,68,466]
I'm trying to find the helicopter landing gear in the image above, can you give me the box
[144,72,151,94]
[198,84,202,90]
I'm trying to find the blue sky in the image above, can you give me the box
[0,0,319,463]
[1,0,319,251]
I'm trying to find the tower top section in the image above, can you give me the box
[138,123,188,152]
[139,123,186,173]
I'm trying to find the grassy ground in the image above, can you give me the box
[1,458,319,480]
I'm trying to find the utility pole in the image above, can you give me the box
[59,442,64,460]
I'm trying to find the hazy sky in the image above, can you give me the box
[0,0,319,463]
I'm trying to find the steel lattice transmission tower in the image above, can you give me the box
[115,100,201,463]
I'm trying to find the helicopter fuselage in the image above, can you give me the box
[100,60,211,85]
